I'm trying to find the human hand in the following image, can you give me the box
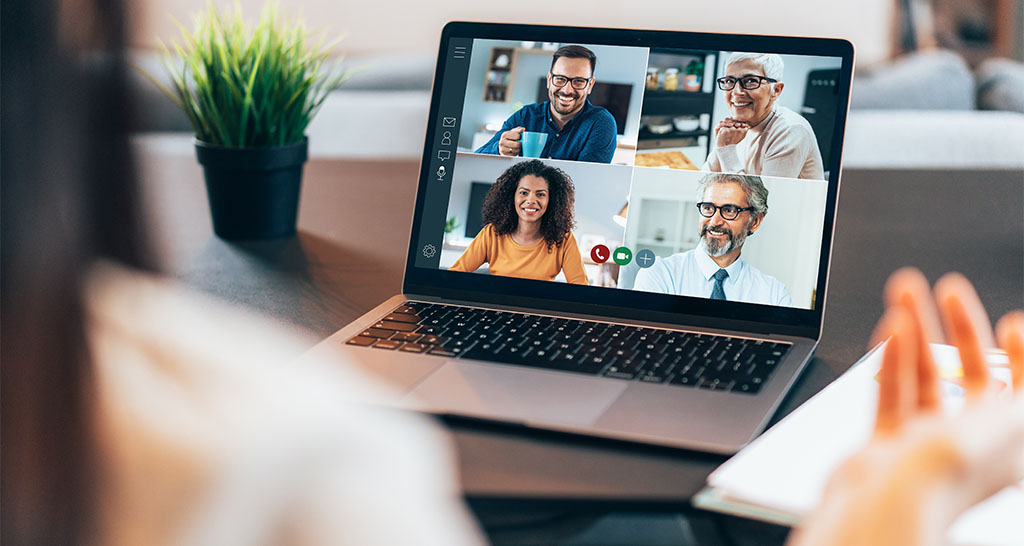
[789,268,1024,546]
[498,127,525,156]
[714,118,749,147]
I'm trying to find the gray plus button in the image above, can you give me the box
[635,249,656,268]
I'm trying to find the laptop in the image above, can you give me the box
[312,22,854,454]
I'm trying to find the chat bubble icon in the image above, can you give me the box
[437,150,451,161]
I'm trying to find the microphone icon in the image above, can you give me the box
[437,165,446,180]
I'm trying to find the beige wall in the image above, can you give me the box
[129,0,894,66]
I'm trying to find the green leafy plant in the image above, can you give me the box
[148,1,350,148]
[444,216,460,234]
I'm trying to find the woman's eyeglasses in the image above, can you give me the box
[716,75,777,91]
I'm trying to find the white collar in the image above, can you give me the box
[695,246,744,282]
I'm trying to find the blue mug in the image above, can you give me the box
[520,131,548,158]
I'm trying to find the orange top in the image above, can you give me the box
[449,224,589,285]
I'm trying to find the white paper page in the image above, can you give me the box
[704,344,1022,546]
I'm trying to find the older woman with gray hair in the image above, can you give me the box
[703,52,825,180]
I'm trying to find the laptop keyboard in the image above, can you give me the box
[345,302,791,395]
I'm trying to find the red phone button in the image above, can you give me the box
[590,244,610,263]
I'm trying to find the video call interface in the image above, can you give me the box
[424,38,843,311]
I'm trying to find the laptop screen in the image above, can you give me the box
[405,23,853,338]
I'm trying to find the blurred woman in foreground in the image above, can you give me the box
[1,1,483,544]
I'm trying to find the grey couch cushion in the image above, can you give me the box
[976,58,1024,113]
[851,50,975,110]
[340,52,435,91]
[127,49,436,133]
[128,51,194,132]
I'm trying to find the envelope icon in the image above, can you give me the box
[442,117,456,127]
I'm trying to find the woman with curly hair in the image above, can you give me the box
[450,160,588,284]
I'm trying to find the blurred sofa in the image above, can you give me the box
[844,50,1024,170]
[131,49,1024,170]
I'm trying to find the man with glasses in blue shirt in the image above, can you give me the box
[704,53,824,180]
[634,173,792,306]
[475,45,618,164]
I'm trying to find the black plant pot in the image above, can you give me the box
[195,138,308,240]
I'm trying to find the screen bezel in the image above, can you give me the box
[404,21,854,340]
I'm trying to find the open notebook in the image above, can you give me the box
[693,344,1023,546]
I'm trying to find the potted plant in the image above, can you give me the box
[150,2,350,239]
[444,215,460,244]
[683,59,703,92]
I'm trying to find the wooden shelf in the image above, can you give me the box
[639,50,719,158]
[483,47,516,103]
[641,92,716,116]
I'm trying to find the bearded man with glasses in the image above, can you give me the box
[475,45,618,164]
[634,173,792,306]
[703,52,825,180]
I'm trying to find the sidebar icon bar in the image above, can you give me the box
[416,37,471,269]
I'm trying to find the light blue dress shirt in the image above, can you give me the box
[633,248,793,307]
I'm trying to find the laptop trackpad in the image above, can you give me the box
[409,361,626,426]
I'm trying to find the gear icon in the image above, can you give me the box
[422,244,437,258]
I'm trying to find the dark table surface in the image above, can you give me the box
[135,135,1024,541]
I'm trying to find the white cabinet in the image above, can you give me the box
[626,195,700,256]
